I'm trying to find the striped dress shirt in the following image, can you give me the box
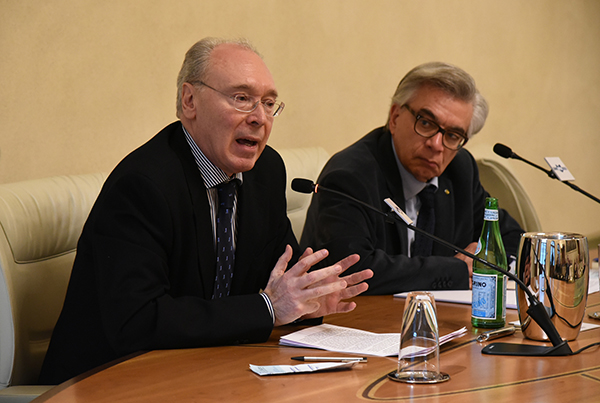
[182,124,275,323]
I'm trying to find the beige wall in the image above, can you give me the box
[1,0,599,240]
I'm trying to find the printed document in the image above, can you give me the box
[280,324,467,357]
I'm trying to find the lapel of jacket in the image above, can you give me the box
[375,129,410,255]
[170,124,216,298]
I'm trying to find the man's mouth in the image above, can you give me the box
[236,138,258,147]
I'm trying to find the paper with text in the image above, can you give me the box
[279,324,467,357]
[249,361,357,376]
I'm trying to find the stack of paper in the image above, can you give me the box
[394,289,518,309]
[394,271,599,308]
[280,323,467,357]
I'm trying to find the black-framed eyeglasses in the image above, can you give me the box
[403,104,468,150]
[191,81,285,117]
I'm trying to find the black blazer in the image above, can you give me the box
[40,122,299,384]
[300,127,523,294]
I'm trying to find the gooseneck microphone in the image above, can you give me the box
[493,143,557,179]
[493,143,600,204]
[291,178,395,224]
[293,178,573,356]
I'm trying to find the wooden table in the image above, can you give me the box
[35,292,600,403]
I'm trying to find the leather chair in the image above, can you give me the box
[468,143,542,232]
[0,173,107,402]
[279,147,330,239]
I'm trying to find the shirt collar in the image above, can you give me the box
[391,136,438,200]
[182,123,243,189]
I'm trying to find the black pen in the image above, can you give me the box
[291,356,368,362]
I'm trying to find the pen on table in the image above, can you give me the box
[476,326,516,343]
[291,356,368,363]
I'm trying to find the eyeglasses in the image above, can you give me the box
[403,104,468,150]
[192,81,285,117]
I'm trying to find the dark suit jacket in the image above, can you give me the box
[39,122,299,384]
[300,127,523,294]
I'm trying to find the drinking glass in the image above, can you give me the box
[388,291,450,384]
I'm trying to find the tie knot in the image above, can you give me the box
[418,185,436,207]
[217,179,238,209]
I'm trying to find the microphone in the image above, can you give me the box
[492,143,516,159]
[493,143,556,178]
[294,178,573,356]
[493,143,600,204]
[291,178,316,194]
[291,178,395,224]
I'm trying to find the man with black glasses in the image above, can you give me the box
[40,37,372,385]
[301,62,523,294]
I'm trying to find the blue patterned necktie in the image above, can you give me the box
[412,185,436,257]
[212,179,238,299]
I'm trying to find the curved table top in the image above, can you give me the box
[36,292,600,403]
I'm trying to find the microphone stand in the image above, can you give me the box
[495,144,600,205]
[292,178,573,356]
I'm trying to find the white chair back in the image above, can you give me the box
[0,173,107,401]
[468,144,542,232]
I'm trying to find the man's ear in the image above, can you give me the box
[181,82,198,119]
[388,103,402,134]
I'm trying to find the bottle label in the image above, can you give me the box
[484,208,498,221]
[475,239,482,255]
[472,273,498,319]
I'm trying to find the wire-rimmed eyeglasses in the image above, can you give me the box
[192,81,285,117]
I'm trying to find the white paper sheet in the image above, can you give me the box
[394,269,599,308]
[394,289,518,309]
[279,323,467,357]
[249,361,358,376]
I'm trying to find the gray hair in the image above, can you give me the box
[175,37,261,118]
[387,62,489,138]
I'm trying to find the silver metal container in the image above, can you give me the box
[516,232,589,341]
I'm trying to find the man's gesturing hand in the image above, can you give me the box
[263,245,372,326]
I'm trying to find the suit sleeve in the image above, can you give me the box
[301,164,470,295]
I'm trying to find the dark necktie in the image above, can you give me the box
[412,185,436,257]
[212,179,238,299]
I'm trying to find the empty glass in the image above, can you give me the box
[388,291,450,384]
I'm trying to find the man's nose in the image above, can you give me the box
[425,131,445,150]
[247,102,269,125]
